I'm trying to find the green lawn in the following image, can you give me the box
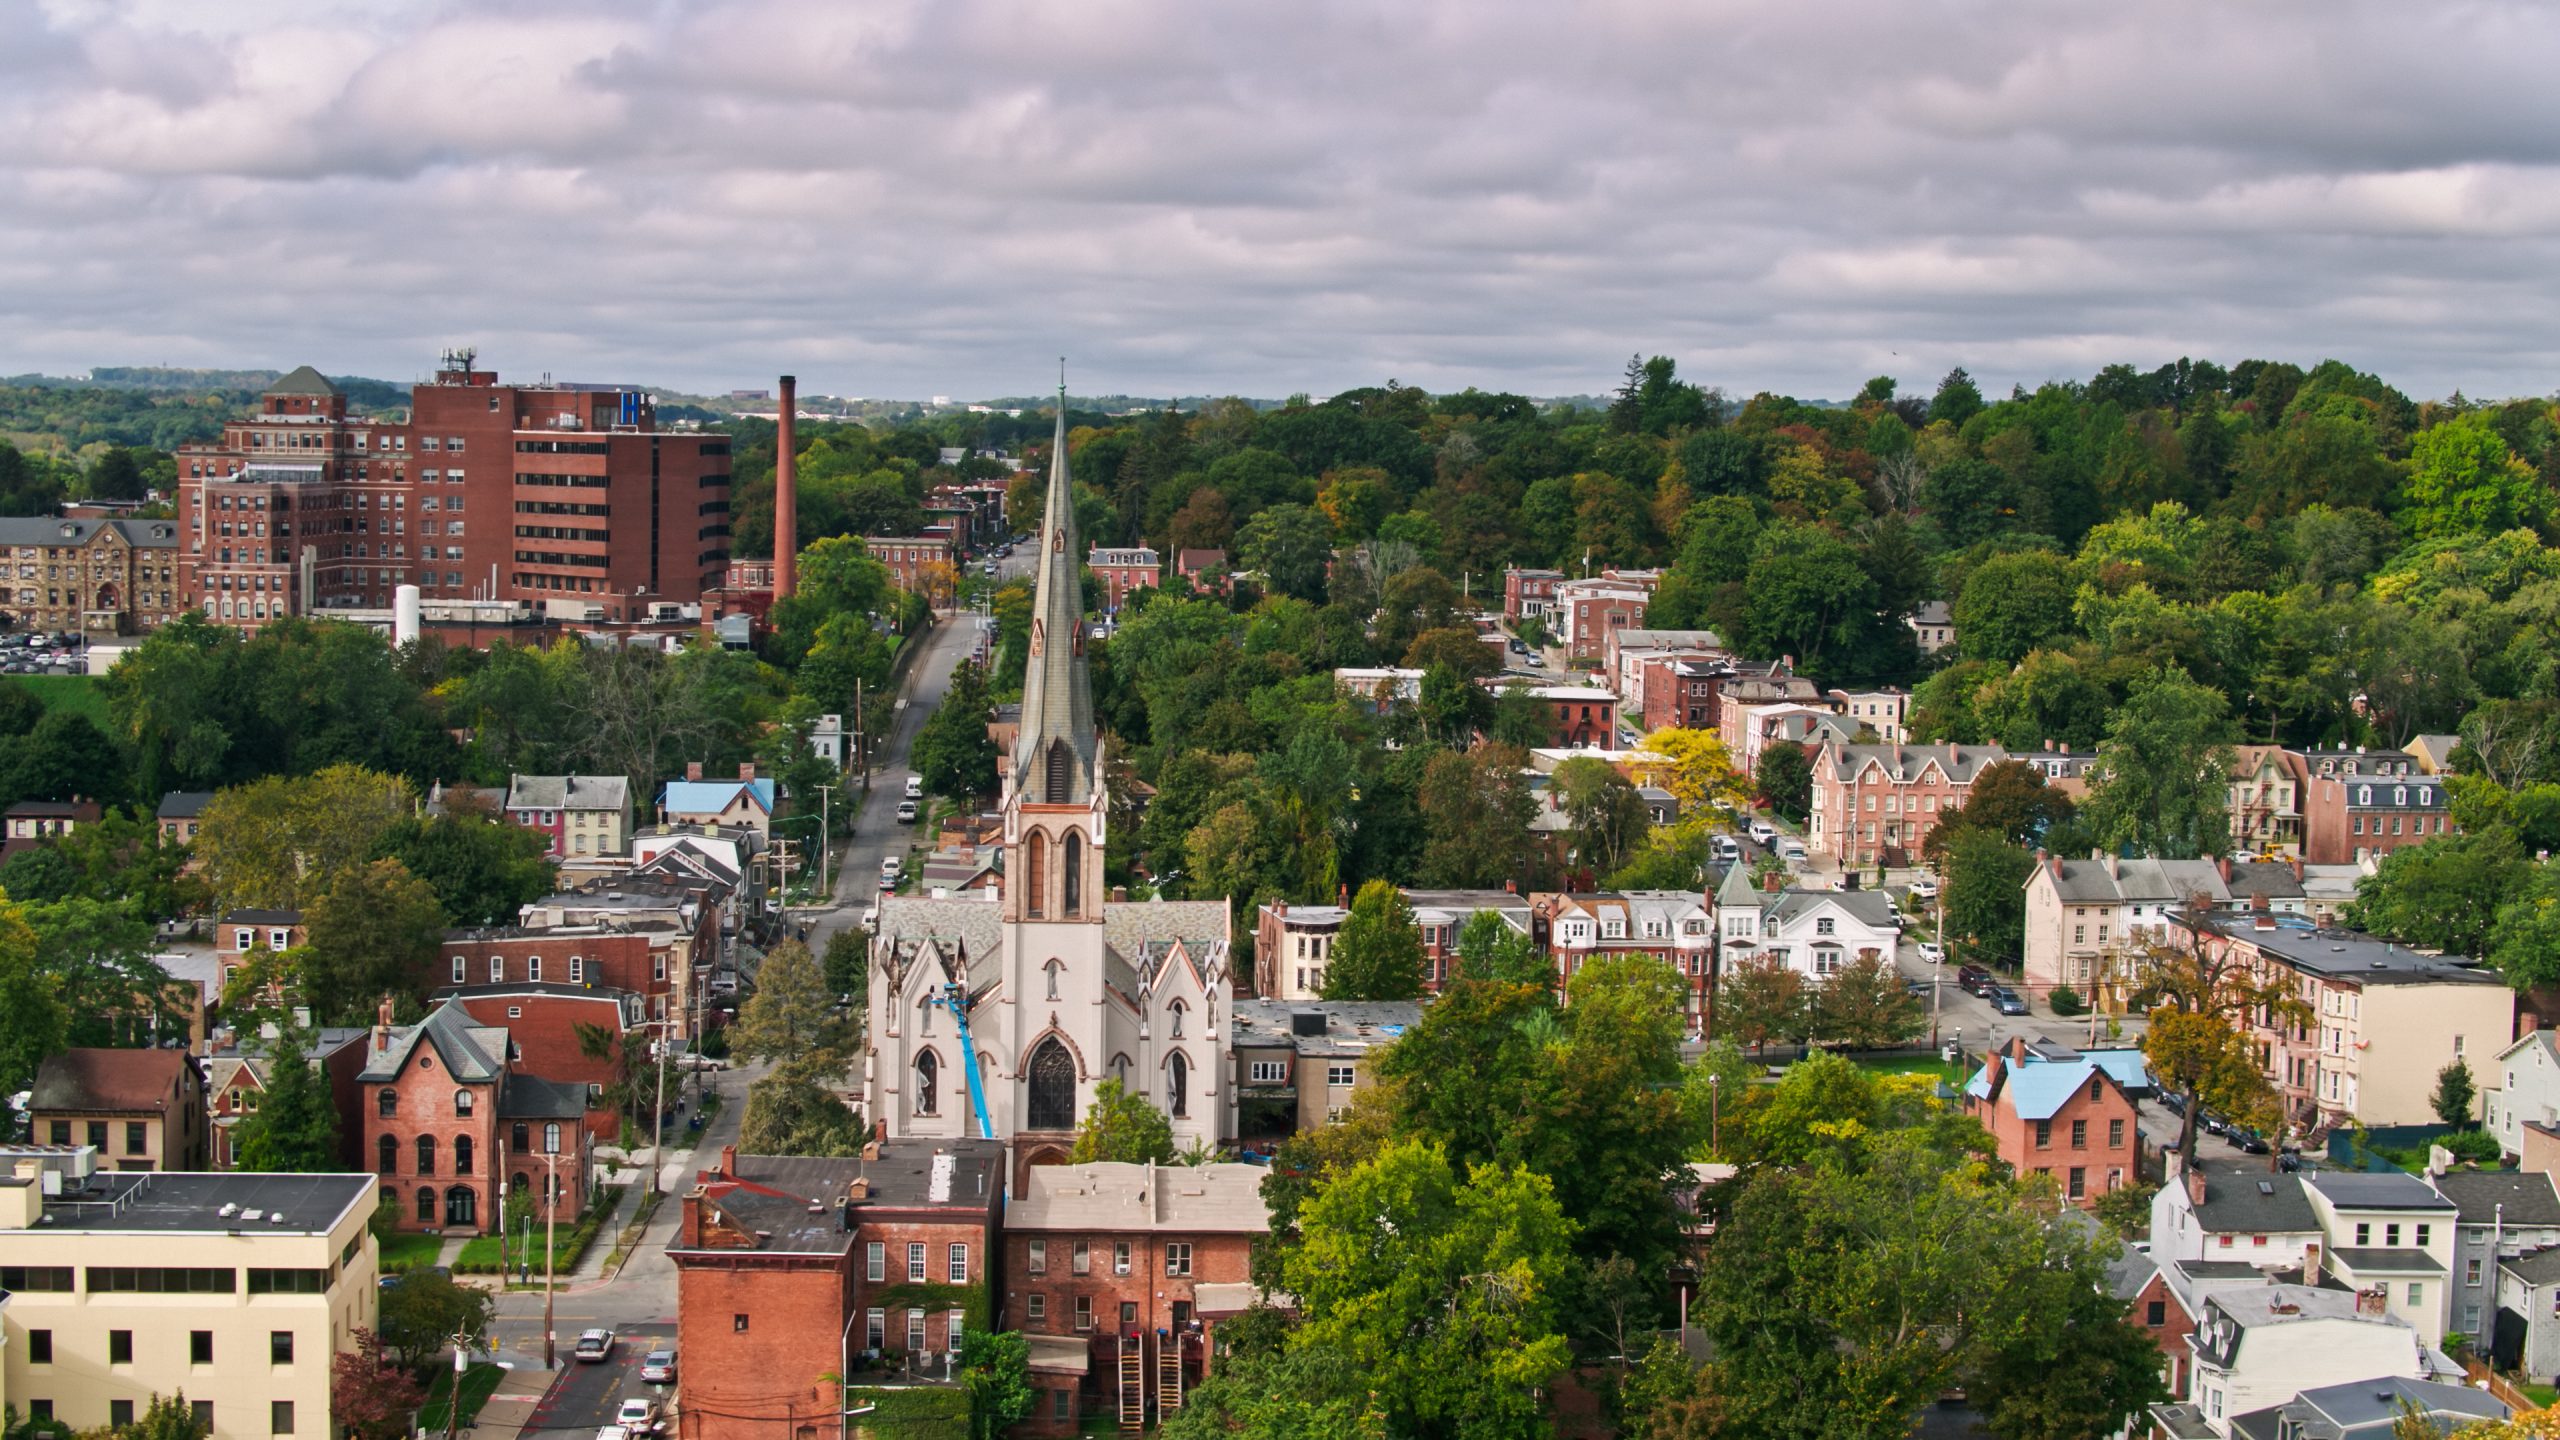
[1849,1055,1969,1085]
[2521,1382,2557,1408]
[376,1231,442,1273]
[419,1362,504,1430]
[451,1226,587,1276]
[12,674,105,723]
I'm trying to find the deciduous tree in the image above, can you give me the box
[2083,666,2237,860]
[1070,1077,1175,1164]
[1714,956,1808,1057]
[1284,1139,1575,1440]
[300,858,447,1024]
[1322,880,1426,1001]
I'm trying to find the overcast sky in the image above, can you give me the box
[6,0,2559,404]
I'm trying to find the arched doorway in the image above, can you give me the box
[1026,1038,1076,1130]
[445,1185,477,1229]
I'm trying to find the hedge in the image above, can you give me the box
[844,1385,967,1440]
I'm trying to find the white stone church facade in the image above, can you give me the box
[864,390,1233,1184]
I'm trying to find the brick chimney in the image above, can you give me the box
[718,1142,738,1178]
[373,995,395,1052]
[686,761,704,782]
[2186,1163,2209,1207]
[2303,1240,2320,1280]
[738,762,756,781]
[2216,856,2233,883]
[774,375,798,601]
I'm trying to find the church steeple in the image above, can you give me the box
[1011,376,1096,806]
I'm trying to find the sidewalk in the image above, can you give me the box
[456,1360,555,1440]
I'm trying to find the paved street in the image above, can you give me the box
[806,545,1032,962]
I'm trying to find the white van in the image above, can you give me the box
[1747,820,1778,846]
[904,776,924,801]
[1710,834,1741,863]
[1777,837,1807,864]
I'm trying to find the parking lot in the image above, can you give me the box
[522,1323,675,1437]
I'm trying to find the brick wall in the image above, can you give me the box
[674,1256,852,1440]
[1001,1230,1254,1378]
[363,1046,502,1233]
[449,993,624,1139]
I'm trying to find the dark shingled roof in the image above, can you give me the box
[30,1048,191,1113]
[2304,1170,2457,1210]
[2188,1163,2321,1234]
[2429,1169,2560,1228]
[2501,1247,2560,1287]
[497,1075,589,1120]
[2328,1248,2445,1274]
[265,365,341,398]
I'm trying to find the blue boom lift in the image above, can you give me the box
[928,981,998,1142]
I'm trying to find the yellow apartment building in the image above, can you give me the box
[0,1158,377,1440]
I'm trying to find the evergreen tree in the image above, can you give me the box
[233,1027,342,1173]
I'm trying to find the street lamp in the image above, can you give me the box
[1707,1072,1720,1156]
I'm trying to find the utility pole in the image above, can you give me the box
[446,1329,468,1440]
[650,1016,670,1196]
[1931,882,1947,1050]
[854,678,870,792]
[539,1148,564,1369]
[815,783,837,901]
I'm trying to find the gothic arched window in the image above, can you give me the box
[1025,832,1048,917]
[1062,830,1083,917]
[1168,999,1186,1038]
[1044,960,1064,1001]
[1027,1039,1076,1130]
[916,1051,940,1116]
[1169,1051,1189,1119]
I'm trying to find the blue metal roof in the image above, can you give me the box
[658,778,775,815]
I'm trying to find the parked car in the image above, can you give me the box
[904,775,924,800]
[895,800,919,823]
[674,1052,728,1072]
[1776,838,1807,864]
[1991,987,2030,1016]
[1907,876,1940,902]
[2230,1128,2273,1155]
[1710,835,1741,862]
[1956,963,1994,996]
[2156,1089,2188,1116]
[575,1328,616,1363]
[1904,978,1933,1000]
[1917,942,1945,964]
[641,1349,678,1385]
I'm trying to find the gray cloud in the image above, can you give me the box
[4,0,2559,402]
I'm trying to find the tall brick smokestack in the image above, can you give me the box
[773,374,798,600]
